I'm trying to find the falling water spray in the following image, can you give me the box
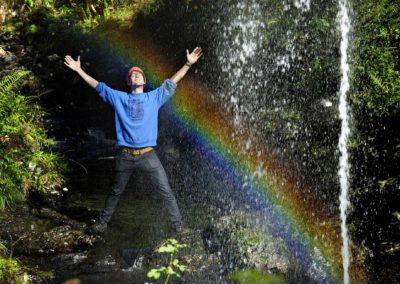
[337,0,351,283]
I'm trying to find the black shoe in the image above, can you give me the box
[85,221,108,235]
[174,225,183,232]
[173,224,189,234]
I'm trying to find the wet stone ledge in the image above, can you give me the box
[0,205,96,257]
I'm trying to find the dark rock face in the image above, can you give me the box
[0,31,34,70]
[15,225,95,256]
[0,206,95,257]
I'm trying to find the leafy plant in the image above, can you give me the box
[352,0,400,115]
[0,70,66,210]
[146,239,188,284]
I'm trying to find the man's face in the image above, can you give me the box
[130,71,145,87]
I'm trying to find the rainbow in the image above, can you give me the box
[86,19,367,283]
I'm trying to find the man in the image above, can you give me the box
[64,47,202,234]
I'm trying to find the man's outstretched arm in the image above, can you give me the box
[64,55,98,88]
[170,47,202,85]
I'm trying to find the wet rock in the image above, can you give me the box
[0,46,7,57]
[120,247,152,268]
[127,214,290,282]
[27,188,64,213]
[50,252,88,267]
[31,208,87,230]
[14,225,95,256]
[202,213,291,275]
[9,44,25,53]
[0,29,42,72]
[0,206,95,257]
[0,47,16,63]
[134,228,223,283]
[51,254,122,282]
[56,206,101,224]
[71,254,121,274]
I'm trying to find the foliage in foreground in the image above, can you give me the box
[146,239,188,284]
[0,240,24,284]
[0,257,25,284]
[0,70,65,210]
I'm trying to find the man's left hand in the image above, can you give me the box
[186,47,203,65]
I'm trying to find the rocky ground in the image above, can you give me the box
[0,201,294,283]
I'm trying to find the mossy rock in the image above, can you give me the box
[203,212,291,274]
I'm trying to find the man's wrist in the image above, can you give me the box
[76,68,83,74]
[185,62,192,68]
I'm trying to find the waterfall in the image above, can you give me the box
[337,0,351,283]
[214,0,265,147]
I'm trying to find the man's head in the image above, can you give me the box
[127,66,146,88]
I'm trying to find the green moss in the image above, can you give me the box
[230,269,286,284]
[232,227,262,247]
[36,269,55,280]
[0,257,23,283]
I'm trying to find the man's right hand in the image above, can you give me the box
[64,55,82,72]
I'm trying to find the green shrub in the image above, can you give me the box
[352,0,400,115]
[0,70,65,210]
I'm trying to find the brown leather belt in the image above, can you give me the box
[122,147,153,156]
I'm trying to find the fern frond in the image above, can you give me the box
[0,70,31,98]
[369,73,389,93]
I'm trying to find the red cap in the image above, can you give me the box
[126,66,146,86]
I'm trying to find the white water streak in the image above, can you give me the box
[338,0,351,283]
[216,0,264,130]
[294,0,311,11]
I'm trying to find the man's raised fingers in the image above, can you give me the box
[194,47,202,53]
[195,49,203,56]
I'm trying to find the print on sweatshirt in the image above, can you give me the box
[128,99,144,120]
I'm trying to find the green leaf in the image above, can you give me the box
[168,239,178,245]
[176,264,187,272]
[158,244,176,253]
[147,269,161,279]
[393,212,400,221]
[165,266,179,276]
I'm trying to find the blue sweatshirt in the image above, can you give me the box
[95,79,176,148]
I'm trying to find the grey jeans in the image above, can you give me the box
[98,149,183,228]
